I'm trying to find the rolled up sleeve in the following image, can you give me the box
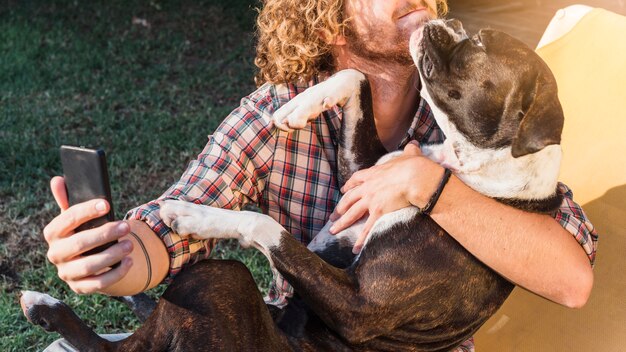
[552,182,599,266]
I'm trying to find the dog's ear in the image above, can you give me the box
[511,71,564,158]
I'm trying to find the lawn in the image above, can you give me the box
[0,0,272,350]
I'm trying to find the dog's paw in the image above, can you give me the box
[159,200,288,251]
[20,291,65,331]
[159,200,240,240]
[272,88,340,132]
[272,69,365,132]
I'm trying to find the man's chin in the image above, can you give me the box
[349,45,414,67]
[345,26,419,67]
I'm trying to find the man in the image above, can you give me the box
[43,0,597,350]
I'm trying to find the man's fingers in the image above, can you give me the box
[341,169,369,193]
[361,215,377,239]
[66,257,133,295]
[333,188,362,218]
[50,176,70,211]
[43,199,111,242]
[330,200,367,234]
[47,221,131,264]
[56,240,132,282]
[353,214,379,254]
[352,229,368,254]
[403,140,423,156]
[353,235,365,254]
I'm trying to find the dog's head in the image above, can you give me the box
[410,19,564,158]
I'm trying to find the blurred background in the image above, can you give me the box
[1,0,625,351]
[448,0,625,46]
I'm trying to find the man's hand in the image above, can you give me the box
[329,142,444,253]
[43,176,134,294]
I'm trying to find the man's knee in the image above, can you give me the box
[44,333,132,352]
[43,338,78,352]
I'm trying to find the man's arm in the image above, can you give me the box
[430,175,593,308]
[331,142,596,307]
[124,89,277,283]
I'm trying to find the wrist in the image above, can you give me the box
[407,159,447,209]
[419,168,452,214]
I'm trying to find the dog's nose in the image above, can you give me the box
[445,19,464,34]
[444,19,469,41]
[426,22,454,48]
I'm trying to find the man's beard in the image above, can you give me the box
[343,24,415,66]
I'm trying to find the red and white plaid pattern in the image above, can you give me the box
[126,76,598,352]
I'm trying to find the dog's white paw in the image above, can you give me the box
[159,200,240,240]
[159,200,288,252]
[272,69,366,132]
[272,87,341,132]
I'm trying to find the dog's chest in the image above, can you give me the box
[456,144,562,200]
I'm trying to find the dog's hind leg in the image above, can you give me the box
[22,260,296,352]
[20,291,121,352]
[120,260,294,351]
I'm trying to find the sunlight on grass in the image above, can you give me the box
[1,1,267,350]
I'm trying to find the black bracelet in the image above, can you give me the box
[418,168,452,215]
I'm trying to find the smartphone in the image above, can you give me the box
[60,145,117,257]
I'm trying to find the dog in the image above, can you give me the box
[21,19,564,351]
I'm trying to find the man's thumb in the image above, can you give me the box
[404,140,423,156]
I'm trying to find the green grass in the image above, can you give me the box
[0,1,271,350]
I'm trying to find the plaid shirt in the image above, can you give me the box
[126,76,598,352]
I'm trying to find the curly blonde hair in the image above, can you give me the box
[254,0,449,86]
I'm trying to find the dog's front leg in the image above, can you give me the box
[159,200,388,345]
[272,69,366,131]
[159,200,283,254]
[272,69,387,185]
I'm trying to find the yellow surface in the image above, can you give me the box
[475,8,626,351]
